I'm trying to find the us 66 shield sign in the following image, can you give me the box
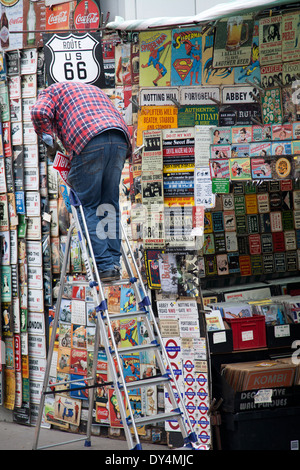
[43,32,105,88]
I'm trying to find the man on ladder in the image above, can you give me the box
[31,81,200,452]
[31,81,131,282]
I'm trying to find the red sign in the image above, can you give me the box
[74,0,100,30]
[46,3,71,31]
[53,151,71,185]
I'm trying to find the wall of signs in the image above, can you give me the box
[1,0,300,450]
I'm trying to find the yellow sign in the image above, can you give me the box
[137,106,178,146]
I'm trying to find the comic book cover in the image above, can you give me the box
[120,312,138,349]
[139,30,172,87]
[201,31,234,85]
[171,27,202,87]
[120,285,137,315]
[234,21,260,84]
[69,374,89,400]
[107,285,121,313]
[121,353,140,394]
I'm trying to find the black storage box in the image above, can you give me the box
[266,323,300,348]
[208,328,233,354]
[220,406,300,450]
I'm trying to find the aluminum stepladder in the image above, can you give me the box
[33,187,199,450]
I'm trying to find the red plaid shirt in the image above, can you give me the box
[31,82,131,157]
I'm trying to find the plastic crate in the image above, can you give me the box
[226,315,266,350]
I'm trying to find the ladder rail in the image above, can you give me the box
[120,221,196,441]
[32,220,75,450]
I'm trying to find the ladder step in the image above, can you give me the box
[117,341,160,355]
[128,410,182,427]
[106,310,148,321]
[101,278,132,286]
[119,374,170,391]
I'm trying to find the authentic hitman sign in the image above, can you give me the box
[43,32,105,87]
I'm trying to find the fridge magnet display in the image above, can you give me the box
[261,87,283,124]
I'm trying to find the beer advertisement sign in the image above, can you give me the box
[213,15,254,68]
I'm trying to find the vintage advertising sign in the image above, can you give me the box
[213,15,254,68]
[179,86,220,106]
[259,15,282,65]
[282,11,300,63]
[139,87,179,106]
[222,86,258,104]
[43,32,105,87]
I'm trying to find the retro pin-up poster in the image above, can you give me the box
[171,27,202,86]
[139,30,172,87]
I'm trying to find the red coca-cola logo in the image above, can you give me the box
[74,0,100,29]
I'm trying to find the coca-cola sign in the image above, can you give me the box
[74,0,100,30]
[46,3,70,30]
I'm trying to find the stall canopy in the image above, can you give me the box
[106,0,300,31]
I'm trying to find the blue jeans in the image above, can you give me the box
[67,130,128,273]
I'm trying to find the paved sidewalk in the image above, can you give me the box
[0,420,168,451]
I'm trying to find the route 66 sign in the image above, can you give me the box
[43,32,105,88]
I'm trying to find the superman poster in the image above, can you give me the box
[171,27,202,86]
[139,30,172,87]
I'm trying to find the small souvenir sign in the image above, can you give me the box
[213,15,254,68]
[259,15,282,65]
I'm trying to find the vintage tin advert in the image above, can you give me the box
[282,11,300,63]
[259,15,282,65]
[213,15,254,68]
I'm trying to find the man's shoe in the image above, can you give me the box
[99,269,121,282]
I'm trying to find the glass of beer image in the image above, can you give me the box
[226,16,249,50]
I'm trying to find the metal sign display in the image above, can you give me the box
[43,32,105,88]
